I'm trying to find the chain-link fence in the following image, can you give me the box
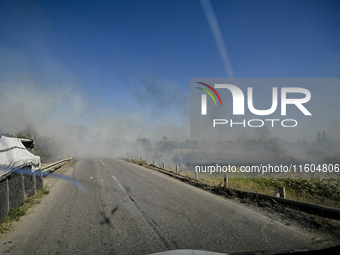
[0,178,9,223]
[0,168,44,223]
[0,135,43,223]
[8,170,25,209]
[35,170,43,191]
[24,167,36,198]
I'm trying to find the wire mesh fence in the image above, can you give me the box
[35,170,43,191]
[0,178,9,223]
[0,167,45,223]
[8,170,25,209]
[23,167,36,198]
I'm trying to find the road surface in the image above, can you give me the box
[0,159,332,254]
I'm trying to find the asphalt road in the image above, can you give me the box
[0,159,332,254]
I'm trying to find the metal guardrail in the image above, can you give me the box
[42,157,72,173]
[128,157,340,221]
[227,188,340,221]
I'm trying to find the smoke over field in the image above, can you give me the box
[1,1,339,173]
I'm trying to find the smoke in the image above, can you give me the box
[0,0,189,162]
[0,45,190,162]
[1,1,339,175]
[132,73,188,119]
[0,76,190,161]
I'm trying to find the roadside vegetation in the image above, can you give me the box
[203,176,340,209]
[0,186,50,233]
[127,157,340,238]
[0,160,74,234]
[127,158,340,209]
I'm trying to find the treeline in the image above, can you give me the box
[136,137,199,152]
[133,131,340,166]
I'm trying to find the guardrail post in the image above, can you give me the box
[195,171,198,179]
[176,165,178,173]
[278,187,286,198]
[224,174,228,188]
[162,162,165,168]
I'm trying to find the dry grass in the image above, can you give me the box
[126,158,340,209]
[0,160,75,234]
[0,186,50,233]
[200,175,340,209]
[176,171,191,178]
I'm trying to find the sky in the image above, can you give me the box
[0,0,339,144]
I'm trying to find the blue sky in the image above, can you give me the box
[0,0,339,140]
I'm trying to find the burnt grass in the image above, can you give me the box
[212,186,340,241]
[127,159,340,241]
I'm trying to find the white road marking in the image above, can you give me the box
[112,175,129,196]
[99,160,106,168]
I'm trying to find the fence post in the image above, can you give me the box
[195,171,198,180]
[176,165,178,173]
[162,162,165,168]
[153,160,155,165]
[224,174,228,188]
[278,187,286,198]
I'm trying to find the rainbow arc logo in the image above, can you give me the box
[196,82,222,115]
[196,82,222,106]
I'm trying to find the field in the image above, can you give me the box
[129,158,340,209]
